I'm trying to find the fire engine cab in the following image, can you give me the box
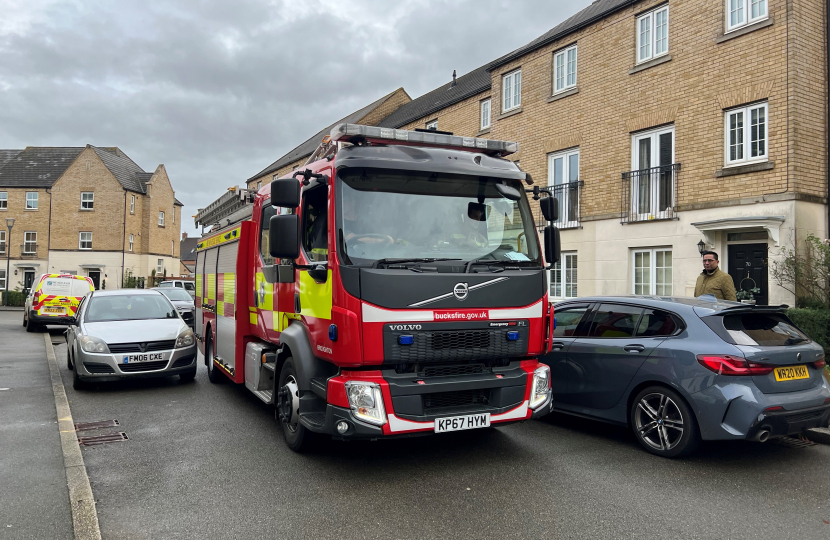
[194,124,561,451]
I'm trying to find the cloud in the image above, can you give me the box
[0,0,592,235]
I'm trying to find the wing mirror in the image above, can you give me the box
[269,214,300,260]
[544,226,561,266]
[60,316,77,326]
[271,178,301,208]
[540,196,559,222]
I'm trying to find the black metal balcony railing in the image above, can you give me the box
[21,243,38,258]
[621,163,681,224]
[548,181,583,229]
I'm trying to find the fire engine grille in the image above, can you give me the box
[432,331,490,350]
[422,364,485,378]
[423,389,489,413]
[108,340,176,354]
[83,362,115,374]
[118,360,169,373]
[384,326,528,363]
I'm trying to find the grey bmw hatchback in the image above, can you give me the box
[539,296,830,458]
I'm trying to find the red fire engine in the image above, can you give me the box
[194,124,561,451]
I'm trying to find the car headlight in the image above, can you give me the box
[529,365,551,410]
[175,328,195,348]
[345,381,387,426]
[80,335,110,354]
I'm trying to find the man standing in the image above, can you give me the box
[694,250,737,301]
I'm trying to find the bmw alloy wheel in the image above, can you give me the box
[634,392,685,452]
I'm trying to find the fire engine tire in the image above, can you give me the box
[206,339,225,384]
[277,358,317,453]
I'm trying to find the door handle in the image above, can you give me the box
[623,345,645,353]
[551,341,565,351]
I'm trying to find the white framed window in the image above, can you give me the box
[547,148,580,228]
[725,102,768,166]
[0,192,7,210]
[425,120,438,131]
[0,230,5,253]
[633,248,673,295]
[553,45,577,94]
[25,192,38,210]
[257,181,262,190]
[480,99,491,130]
[79,232,92,250]
[631,125,675,219]
[727,0,768,32]
[23,231,36,253]
[502,69,522,112]
[81,192,94,210]
[129,234,134,252]
[157,259,164,273]
[130,195,135,214]
[550,252,578,299]
[158,211,165,226]
[0,269,5,290]
[637,6,669,64]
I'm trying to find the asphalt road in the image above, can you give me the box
[4,311,830,539]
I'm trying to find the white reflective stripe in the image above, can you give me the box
[489,300,543,320]
[361,299,543,323]
[386,401,530,433]
[362,303,435,323]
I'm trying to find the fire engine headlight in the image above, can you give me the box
[175,328,195,348]
[529,365,551,410]
[80,335,110,354]
[345,381,387,426]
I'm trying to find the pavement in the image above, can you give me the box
[3,309,830,539]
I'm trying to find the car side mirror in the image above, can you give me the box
[269,214,300,260]
[60,316,77,326]
[540,197,559,222]
[544,225,561,266]
[271,178,301,208]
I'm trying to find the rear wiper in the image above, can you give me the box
[784,337,808,345]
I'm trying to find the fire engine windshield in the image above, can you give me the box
[338,169,541,266]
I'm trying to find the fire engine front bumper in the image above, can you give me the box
[301,360,552,440]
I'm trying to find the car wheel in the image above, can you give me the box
[206,339,224,384]
[276,358,316,453]
[72,363,87,390]
[67,346,74,370]
[179,369,197,382]
[630,386,700,458]
[26,314,38,333]
[22,312,27,327]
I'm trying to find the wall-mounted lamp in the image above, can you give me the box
[697,240,707,256]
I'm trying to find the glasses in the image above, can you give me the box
[702,258,717,263]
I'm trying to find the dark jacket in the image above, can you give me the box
[694,267,737,301]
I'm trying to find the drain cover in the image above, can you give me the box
[74,420,120,431]
[78,432,128,446]
[773,436,816,449]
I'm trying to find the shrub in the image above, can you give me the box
[771,234,830,309]
[2,290,26,307]
[787,308,830,353]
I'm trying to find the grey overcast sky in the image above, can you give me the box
[0,0,592,237]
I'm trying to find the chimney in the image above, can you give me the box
[182,232,188,240]
[451,70,457,87]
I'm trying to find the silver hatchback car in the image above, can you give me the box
[65,289,197,389]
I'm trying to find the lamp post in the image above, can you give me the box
[4,218,14,307]
[697,239,707,256]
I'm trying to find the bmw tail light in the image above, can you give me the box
[813,356,826,370]
[696,355,774,376]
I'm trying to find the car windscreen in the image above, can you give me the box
[338,169,541,266]
[157,288,192,302]
[85,294,178,323]
[716,313,810,346]
[40,277,93,297]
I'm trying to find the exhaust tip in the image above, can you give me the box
[758,430,771,443]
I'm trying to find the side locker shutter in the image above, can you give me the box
[215,242,239,371]
[195,250,205,331]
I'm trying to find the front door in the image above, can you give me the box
[727,243,768,305]
[23,271,35,293]
[87,270,101,290]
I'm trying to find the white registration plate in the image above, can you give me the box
[434,413,491,433]
[121,353,164,364]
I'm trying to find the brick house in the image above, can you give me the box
[245,88,411,190]
[373,0,828,306]
[0,145,183,293]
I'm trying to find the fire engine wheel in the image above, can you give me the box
[276,358,314,452]
[206,339,224,384]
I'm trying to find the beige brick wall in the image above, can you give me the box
[50,147,127,252]
[143,165,180,258]
[0,187,50,259]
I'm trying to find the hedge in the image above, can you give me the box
[1,291,26,307]
[787,308,829,353]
